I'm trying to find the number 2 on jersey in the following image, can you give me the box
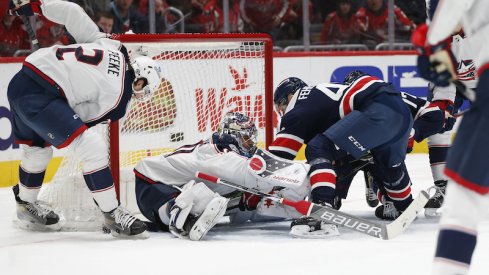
[56,46,103,65]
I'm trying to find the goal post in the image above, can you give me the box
[38,33,274,230]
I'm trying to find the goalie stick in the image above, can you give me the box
[196,171,429,240]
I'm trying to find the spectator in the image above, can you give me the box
[109,0,148,33]
[139,0,180,33]
[0,14,29,56]
[69,0,111,18]
[356,0,415,45]
[215,0,243,33]
[186,0,219,33]
[35,17,65,47]
[240,0,294,40]
[395,0,426,25]
[95,11,115,33]
[320,0,359,44]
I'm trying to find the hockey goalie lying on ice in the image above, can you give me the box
[133,112,312,241]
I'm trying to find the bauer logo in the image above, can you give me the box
[320,210,382,238]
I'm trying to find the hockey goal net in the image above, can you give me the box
[38,33,274,231]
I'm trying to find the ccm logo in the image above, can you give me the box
[348,136,366,151]
[320,211,382,238]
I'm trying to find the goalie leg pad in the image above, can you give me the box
[169,181,229,240]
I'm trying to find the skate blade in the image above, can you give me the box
[189,198,229,241]
[109,229,150,239]
[13,219,61,232]
[424,208,443,218]
[290,224,340,239]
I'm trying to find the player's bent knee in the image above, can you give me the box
[20,145,53,172]
[441,182,489,230]
[71,130,109,173]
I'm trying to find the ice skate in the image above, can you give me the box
[103,206,148,238]
[424,180,446,218]
[13,185,60,231]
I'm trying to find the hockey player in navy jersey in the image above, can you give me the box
[411,0,489,274]
[7,0,161,237]
[270,74,414,236]
[133,112,310,240]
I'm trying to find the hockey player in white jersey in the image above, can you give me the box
[412,0,489,274]
[7,0,161,236]
[421,0,477,217]
[133,112,310,240]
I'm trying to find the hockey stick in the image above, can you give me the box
[21,15,40,51]
[196,171,429,240]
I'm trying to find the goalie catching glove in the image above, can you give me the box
[169,181,229,241]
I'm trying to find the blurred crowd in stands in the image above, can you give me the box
[0,0,426,57]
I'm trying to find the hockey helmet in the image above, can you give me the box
[131,56,162,102]
[274,77,307,116]
[343,70,368,85]
[218,112,258,157]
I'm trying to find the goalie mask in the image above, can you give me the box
[274,77,307,116]
[217,112,258,158]
[131,56,162,102]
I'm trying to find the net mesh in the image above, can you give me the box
[38,35,271,231]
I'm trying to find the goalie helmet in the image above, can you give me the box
[217,112,258,157]
[131,56,162,102]
[274,77,307,116]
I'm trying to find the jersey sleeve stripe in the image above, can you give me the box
[275,133,304,144]
[340,76,383,118]
[270,136,303,152]
[268,145,299,157]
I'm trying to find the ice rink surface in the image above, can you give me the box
[1,154,488,275]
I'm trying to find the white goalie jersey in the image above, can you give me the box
[23,0,129,123]
[134,136,311,218]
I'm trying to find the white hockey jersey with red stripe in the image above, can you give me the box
[22,0,130,123]
[269,76,397,160]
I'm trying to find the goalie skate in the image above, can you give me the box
[290,217,340,239]
[13,185,61,231]
[103,206,148,238]
[424,180,446,218]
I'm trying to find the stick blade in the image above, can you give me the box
[385,190,429,239]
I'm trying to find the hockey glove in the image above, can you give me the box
[411,24,457,87]
[429,100,456,133]
[238,192,261,211]
[8,0,42,16]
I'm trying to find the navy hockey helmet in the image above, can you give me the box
[343,70,368,85]
[274,77,307,115]
[218,112,258,157]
